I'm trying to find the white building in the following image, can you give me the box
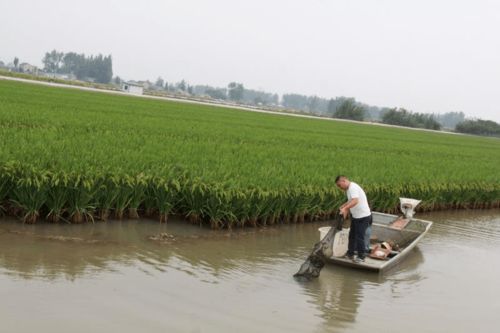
[19,62,39,75]
[121,82,144,95]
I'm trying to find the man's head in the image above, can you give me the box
[335,175,350,191]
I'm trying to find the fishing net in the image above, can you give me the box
[293,216,344,280]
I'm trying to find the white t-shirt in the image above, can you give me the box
[346,182,371,219]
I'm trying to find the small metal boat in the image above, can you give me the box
[318,199,433,272]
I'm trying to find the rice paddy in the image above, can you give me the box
[0,79,499,227]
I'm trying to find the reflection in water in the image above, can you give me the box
[0,218,322,281]
[0,222,161,280]
[1,209,499,333]
[295,247,425,332]
[297,268,367,331]
[420,210,500,246]
[383,248,425,299]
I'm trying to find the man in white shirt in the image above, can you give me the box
[335,175,372,263]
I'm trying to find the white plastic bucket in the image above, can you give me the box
[318,227,350,257]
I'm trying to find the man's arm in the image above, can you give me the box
[340,198,359,218]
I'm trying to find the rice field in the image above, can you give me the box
[0,79,499,227]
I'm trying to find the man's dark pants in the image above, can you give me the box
[347,215,372,259]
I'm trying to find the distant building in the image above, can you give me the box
[19,62,39,75]
[121,82,144,95]
[136,80,152,90]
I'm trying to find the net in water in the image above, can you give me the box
[293,216,344,280]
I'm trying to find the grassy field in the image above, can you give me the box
[0,69,121,91]
[0,79,499,226]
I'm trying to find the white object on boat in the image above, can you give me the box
[319,226,349,257]
[399,197,421,219]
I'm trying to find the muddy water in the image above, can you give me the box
[1,210,499,333]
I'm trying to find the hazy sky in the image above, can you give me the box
[1,0,499,121]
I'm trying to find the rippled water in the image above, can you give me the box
[1,209,499,333]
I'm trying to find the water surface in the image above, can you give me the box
[1,209,499,332]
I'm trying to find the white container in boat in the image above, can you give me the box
[318,227,350,257]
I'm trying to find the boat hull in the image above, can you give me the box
[321,212,432,272]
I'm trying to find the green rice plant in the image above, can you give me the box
[366,184,400,213]
[178,180,208,224]
[201,185,236,229]
[95,175,120,221]
[146,178,180,223]
[246,189,266,227]
[45,173,69,223]
[9,170,48,223]
[225,189,251,227]
[0,80,499,227]
[262,190,284,226]
[0,172,12,216]
[113,185,133,219]
[288,188,316,223]
[108,176,133,220]
[248,190,274,226]
[66,176,97,223]
[128,174,147,219]
[314,189,340,220]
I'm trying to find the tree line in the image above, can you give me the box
[128,75,500,135]
[455,119,500,137]
[381,108,442,130]
[4,52,499,137]
[149,79,279,106]
[42,50,113,84]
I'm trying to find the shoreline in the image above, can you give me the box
[1,206,499,227]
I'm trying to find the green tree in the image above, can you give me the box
[177,80,186,91]
[333,98,365,121]
[155,77,164,89]
[13,57,19,69]
[327,98,338,114]
[42,50,64,74]
[93,54,113,83]
[205,87,227,100]
[253,96,264,105]
[45,51,112,83]
[455,119,500,137]
[436,111,465,129]
[382,108,441,130]
[61,52,84,75]
[307,96,320,112]
[228,82,244,101]
[282,93,308,110]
